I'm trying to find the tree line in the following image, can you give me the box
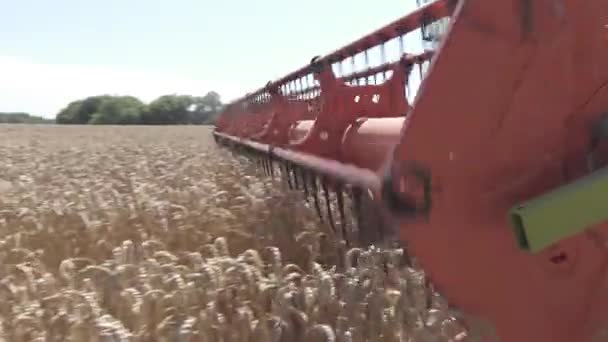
[0,112,54,124]
[55,92,223,125]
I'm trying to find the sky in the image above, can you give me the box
[1,0,425,118]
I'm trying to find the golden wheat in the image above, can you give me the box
[0,124,481,342]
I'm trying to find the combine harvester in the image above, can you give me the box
[214,0,608,340]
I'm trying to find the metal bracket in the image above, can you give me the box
[381,159,433,220]
[309,55,324,74]
[510,165,608,253]
[511,116,608,253]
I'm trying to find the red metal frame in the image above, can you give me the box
[386,1,608,341]
[216,0,450,166]
[213,0,608,341]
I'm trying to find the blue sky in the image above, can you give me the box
[1,0,424,117]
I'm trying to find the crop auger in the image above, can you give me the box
[213,0,608,340]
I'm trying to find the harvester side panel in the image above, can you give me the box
[385,1,608,341]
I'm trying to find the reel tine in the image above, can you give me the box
[262,154,269,176]
[293,164,300,190]
[259,154,268,176]
[266,155,272,176]
[279,162,287,187]
[351,187,364,246]
[310,173,324,223]
[254,152,263,174]
[286,162,294,190]
[268,155,275,179]
[321,177,337,234]
[301,168,310,202]
[336,183,349,247]
[281,161,293,190]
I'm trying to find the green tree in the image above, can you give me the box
[89,96,145,125]
[55,95,112,124]
[79,96,111,123]
[56,100,83,124]
[188,91,224,124]
[55,92,223,125]
[141,94,193,125]
[201,91,221,108]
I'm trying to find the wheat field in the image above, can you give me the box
[0,124,479,342]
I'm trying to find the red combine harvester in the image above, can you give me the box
[214,0,608,341]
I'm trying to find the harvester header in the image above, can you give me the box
[213,0,608,341]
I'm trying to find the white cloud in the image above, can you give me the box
[0,56,241,118]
